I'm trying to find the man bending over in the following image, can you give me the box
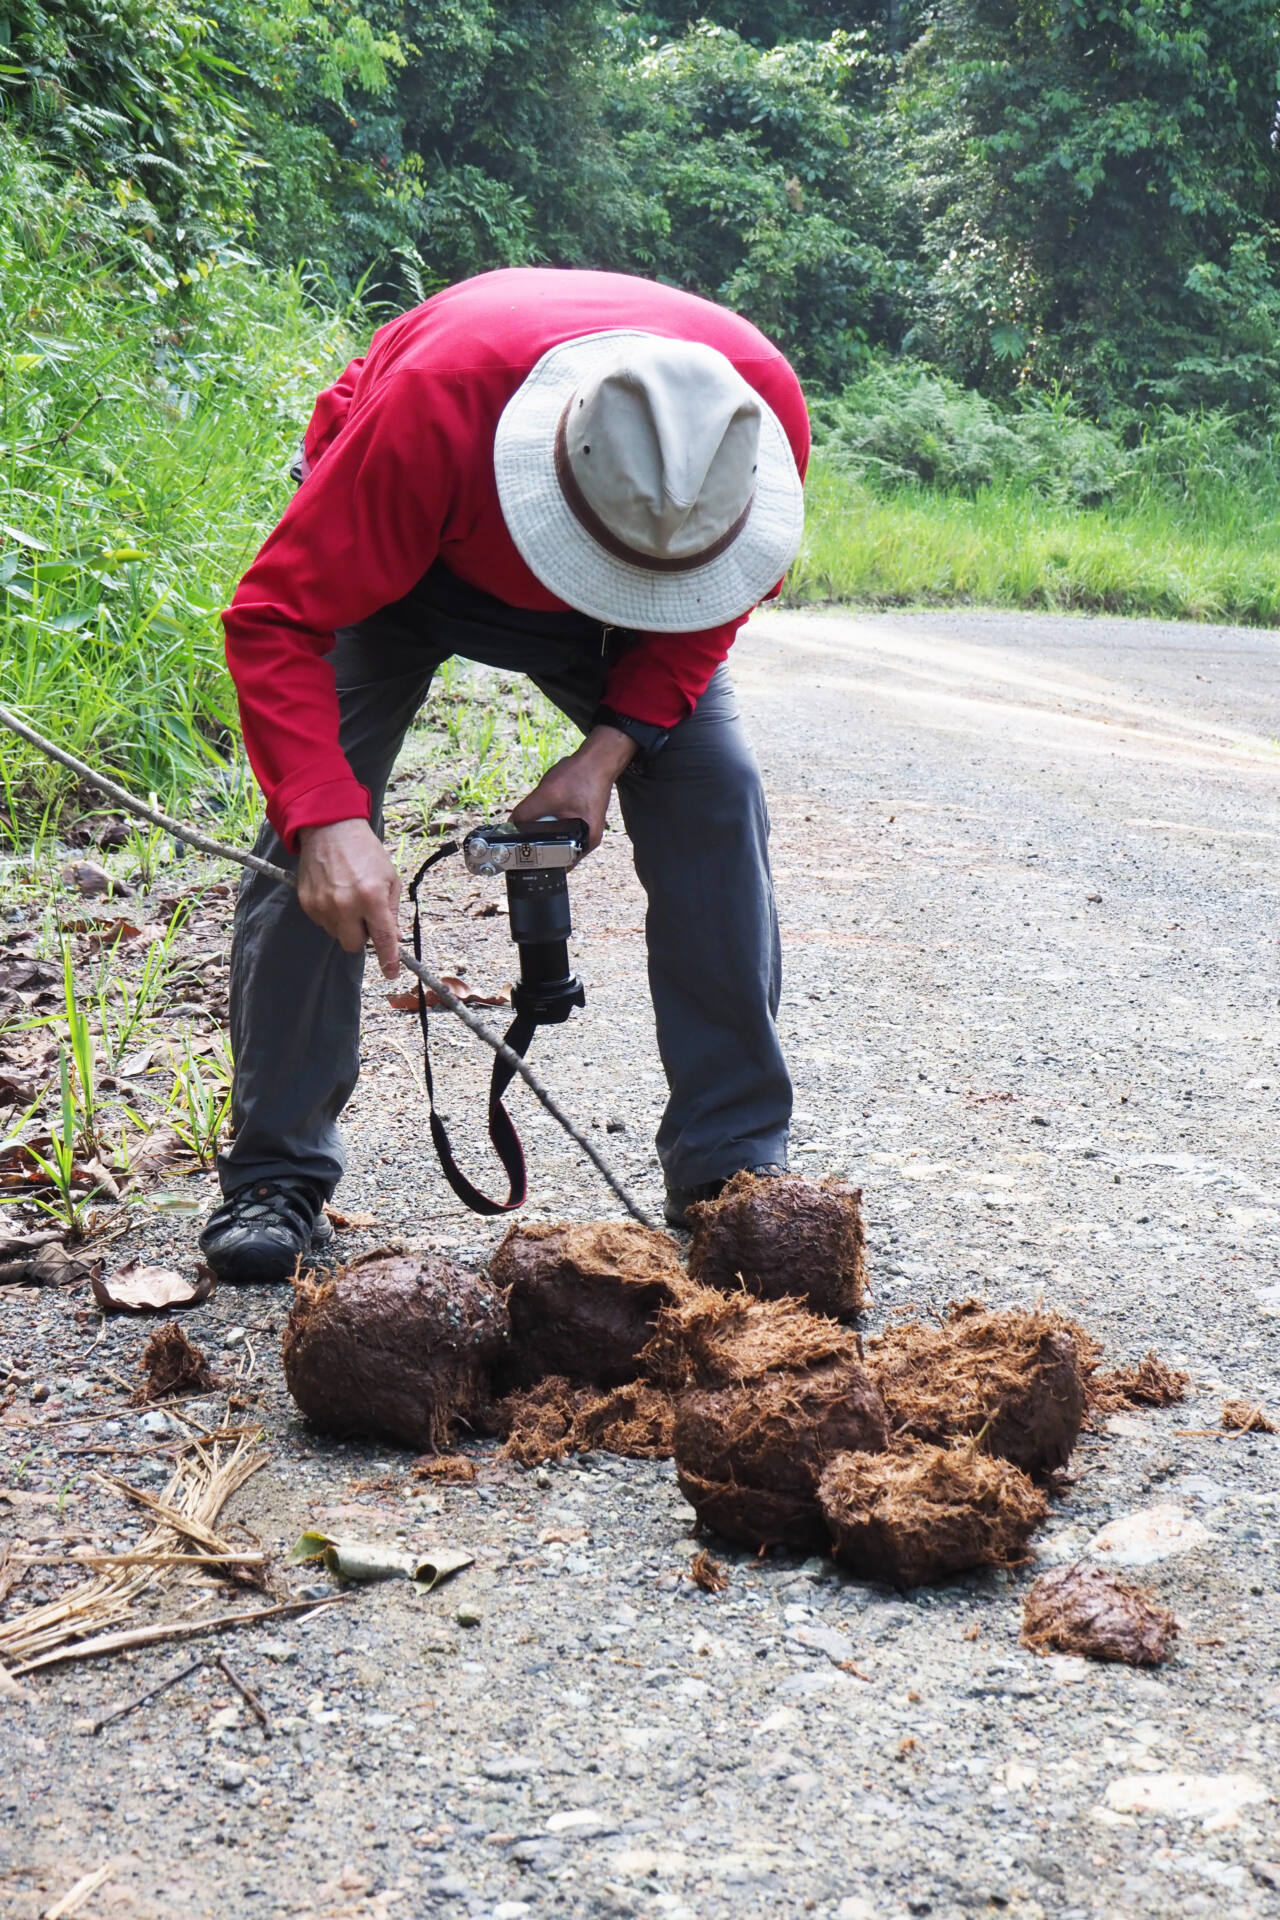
[202,267,809,1280]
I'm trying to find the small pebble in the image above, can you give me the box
[456,1606,482,1629]
[218,1762,246,1791]
[30,1382,49,1403]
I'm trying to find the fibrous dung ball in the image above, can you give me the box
[674,1359,889,1551]
[1021,1563,1177,1666]
[282,1251,508,1451]
[491,1220,684,1388]
[865,1300,1086,1477]
[818,1441,1048,1588]
[687,1172,866,1320]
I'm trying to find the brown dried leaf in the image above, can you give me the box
[323,1202,378,1231]
[91,1261,215,1312]
[387,975,510,1012]
[59,860,135,899]
[125,1127,188,1182]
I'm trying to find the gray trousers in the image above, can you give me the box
[219,563,791,1199]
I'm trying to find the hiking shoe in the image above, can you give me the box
[199,1177,333,1283]
[663,1162,785,1230]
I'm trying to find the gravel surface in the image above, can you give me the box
[3,605,1280,1920]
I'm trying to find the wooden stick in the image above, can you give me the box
[43,1861,115,1920]
[0,700,656,1227]
[213,1652,273,1736]
[14,1594,349,1675]
[90,1657,206,1734]
[70,1550,267,1571]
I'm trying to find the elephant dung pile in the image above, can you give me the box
[279,1177,1180,1608]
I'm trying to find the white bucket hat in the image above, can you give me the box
[493,329,804,632]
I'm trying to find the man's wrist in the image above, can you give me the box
[578,723,640,780]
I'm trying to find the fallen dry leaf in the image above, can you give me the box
[288,1531,473,1591]
[323,1202,378,1231]
[125,1127,188,1182]
[0,1237,93,1288]
[387,975,510,1012]
[91,1262,215,1313]
[59,860,135,900]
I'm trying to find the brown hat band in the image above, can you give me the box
[553,399,755,576]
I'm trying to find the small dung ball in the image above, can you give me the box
[674,1358,889,1552]
[282,1250,508,1451]
[491,1220,684,1389]
[687,1172,866,1320]
[1021,1563,1178,1665]
[818,1441,1048,1588]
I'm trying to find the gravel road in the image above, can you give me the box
[4,605,1280,1920]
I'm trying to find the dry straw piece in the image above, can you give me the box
[1021,1563,1178,1665]
[818,1441,1048,1588]
[0,1426,266,1681]
[686,1171,867,1320]
[864,1300,1087,1477]
[491,1219,683,1388]
[282,1250,508,1451]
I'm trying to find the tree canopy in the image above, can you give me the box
[1,0,1277,414]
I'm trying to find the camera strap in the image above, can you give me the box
[407,842,531,1215]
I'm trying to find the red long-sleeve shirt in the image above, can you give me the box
[223,268,810,850]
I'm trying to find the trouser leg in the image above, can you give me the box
[523,658,792,1188]
[218,626,439,1198]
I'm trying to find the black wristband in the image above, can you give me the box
[592,705,671,761]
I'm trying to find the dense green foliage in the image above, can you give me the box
[3,0,1280,825]
[3,1,1276,409]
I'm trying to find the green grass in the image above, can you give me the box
[787,443,1280,626]
[0,128,357,836]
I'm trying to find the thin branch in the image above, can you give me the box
[0,701,657,1225]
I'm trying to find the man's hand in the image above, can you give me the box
[296,818,402,979]
[510,724,638,851]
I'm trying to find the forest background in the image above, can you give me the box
[2,0,1280,815]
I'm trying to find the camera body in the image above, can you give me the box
[462,818,588,1026]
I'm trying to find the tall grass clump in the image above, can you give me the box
[0,127,355,832]
[791,362,1280,623]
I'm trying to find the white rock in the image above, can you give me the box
[492,1905,532,1919]
[836,1900,882,1920]
[207,1706,240,1732]
[1087,1504,1209,1567]
[788,1622,855,1664]
[546,1808,610,1834]
[1104,1770,1268,1831]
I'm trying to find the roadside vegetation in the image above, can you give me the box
[2,0,1280,832]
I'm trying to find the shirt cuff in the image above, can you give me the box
[269,773,372,855]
